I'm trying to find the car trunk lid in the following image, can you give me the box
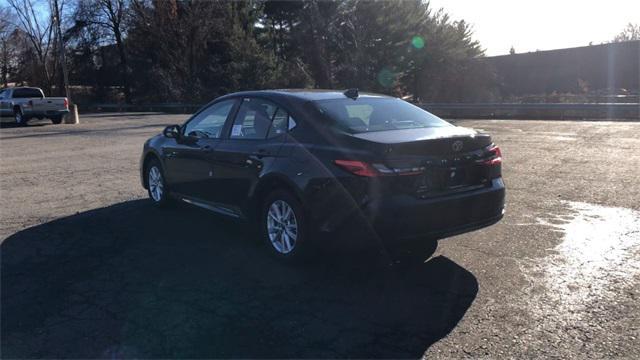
[351,126,490,155]
[343,126,500,197]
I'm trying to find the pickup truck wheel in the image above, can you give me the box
[14,108,26,126]
[50,116,63,124]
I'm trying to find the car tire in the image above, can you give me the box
[51,116,63,124]
[14,108,26,126]
[261,190,310,262]
[146,159,171,207]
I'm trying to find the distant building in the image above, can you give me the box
[485,40,639,97]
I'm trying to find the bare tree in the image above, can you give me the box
[612,23,640,42]
[0,6,15,86]
[6,0,58,93]
[75,0,131,103]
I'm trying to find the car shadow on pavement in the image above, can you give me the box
[1,200,478,358]
[0,120,49,128]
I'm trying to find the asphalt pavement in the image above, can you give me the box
[1,114,639,358]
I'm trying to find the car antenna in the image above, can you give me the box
[343,88,359,100]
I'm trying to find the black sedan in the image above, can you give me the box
[140,89,505,260]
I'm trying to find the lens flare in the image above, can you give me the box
[411,36,425,49]
[377,68,396,88]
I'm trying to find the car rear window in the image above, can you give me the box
[13,88,43,98]
[315,97,451,133]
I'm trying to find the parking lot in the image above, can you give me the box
[1,114,639,358]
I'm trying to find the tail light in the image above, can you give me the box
[334,160,425,177]
[481,145,502,179]
[334,160,379,177]
[483,145,502,166]
[63,98,69,109]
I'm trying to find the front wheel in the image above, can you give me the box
[146,160,171,207]
[261,190,310,261]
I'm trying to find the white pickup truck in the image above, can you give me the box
[0,87,69,125]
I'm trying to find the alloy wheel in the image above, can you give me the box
[148,166,164,202]
[267,200,298,254]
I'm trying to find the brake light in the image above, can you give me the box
[490,145,502,158]
[334,160,379,177]
[63,98,69,109]
[334,160,425,177]
[484,145,502,166]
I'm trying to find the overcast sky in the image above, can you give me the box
[428,0,640,56]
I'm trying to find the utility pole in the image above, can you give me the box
[51,0,70,103]
[51,0,78,123]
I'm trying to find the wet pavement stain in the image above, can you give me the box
[524,201,640,320]
[493,201,640,357]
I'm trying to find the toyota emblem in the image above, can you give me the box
[452,140,463,152]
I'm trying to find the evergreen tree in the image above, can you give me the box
[38,0,497,103]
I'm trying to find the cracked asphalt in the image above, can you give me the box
[1,114,639,358]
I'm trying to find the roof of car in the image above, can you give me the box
[1,86,41,91]
[223,89,394,102]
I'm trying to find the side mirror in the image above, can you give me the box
[163,125,180,139]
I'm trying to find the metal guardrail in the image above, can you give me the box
[419,103,639,120]
[81,102,640,120]
[83,103,202,114]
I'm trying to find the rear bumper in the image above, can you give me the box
[390,206,504,242]
[369,178,505,240]
[23,109,69,117]
[318,177,505,242]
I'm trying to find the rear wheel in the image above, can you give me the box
[51,116,63,124]
[146,159,171,207]
[261,190,309,261]
[14,108,26,126]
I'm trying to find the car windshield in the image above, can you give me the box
[315,97,451,133]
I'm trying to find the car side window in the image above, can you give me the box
[183,100,235,139]
[13,88,43,98]
[267,107,289,138]
[230,98,278,140]
[288,117,297,131]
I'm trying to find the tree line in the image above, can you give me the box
[1,0,497,104]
